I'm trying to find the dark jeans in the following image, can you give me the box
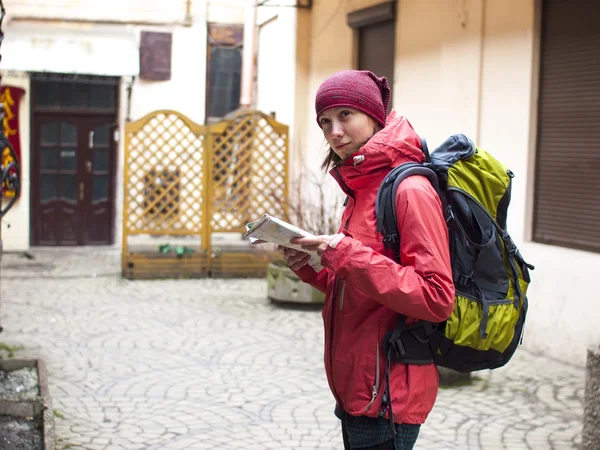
[341,411,421,450]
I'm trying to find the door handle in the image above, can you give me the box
[79,182,84,201]
[89,131,95,149]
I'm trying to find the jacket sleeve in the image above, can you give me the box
[293,264,330,294]
[321,176,455,322]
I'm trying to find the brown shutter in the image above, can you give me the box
[533,0,600,252]
[139,31,172,81]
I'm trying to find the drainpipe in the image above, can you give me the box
[184,0,193,27]
[240,0,257,108]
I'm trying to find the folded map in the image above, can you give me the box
[244,214,322,269]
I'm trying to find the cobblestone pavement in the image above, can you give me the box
[0,249,585,450]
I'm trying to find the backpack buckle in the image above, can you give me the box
[502,233,517,255]
[391,338,406,358]
[457,274,472,286]
[383,233,399,250]
[445,206,455,224]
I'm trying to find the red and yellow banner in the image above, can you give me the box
[1,86,25,199]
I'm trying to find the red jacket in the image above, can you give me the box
[295,111,455,424]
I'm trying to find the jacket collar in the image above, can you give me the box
[330,111,425,194]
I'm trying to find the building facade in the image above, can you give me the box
[0,0,248,250]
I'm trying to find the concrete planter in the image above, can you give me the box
[0,359,55,450]
[583,345,600,450]
[267,263,325,304]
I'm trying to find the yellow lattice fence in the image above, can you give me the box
[122,109,288,279]
[209,111,289,233]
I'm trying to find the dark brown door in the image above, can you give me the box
[30,74,119,246]
[81,117,116,245]
[32,115,116,245]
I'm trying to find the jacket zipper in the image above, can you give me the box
[336,170,352,312]
[334,168,355,216]
[330,167,355,411]
[364,341,380,412]
[329,277,344,408]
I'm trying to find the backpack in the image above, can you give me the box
[376,134,534,374]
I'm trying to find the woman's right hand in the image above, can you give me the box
[277,245,311,271]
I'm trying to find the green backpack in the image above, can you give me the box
[376,134,534,373]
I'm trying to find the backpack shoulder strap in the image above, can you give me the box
[376,162,439,262]
[376,146,441,432]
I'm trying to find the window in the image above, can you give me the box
[32,73,119,112]
[533,0,600,253]
[206,23,243,122]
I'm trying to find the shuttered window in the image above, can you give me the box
[533,0,600,252]
[140,31,172,81]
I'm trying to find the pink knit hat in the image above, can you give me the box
[315,70,391,128]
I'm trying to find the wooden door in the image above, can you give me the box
[83,117,116,245]
[34,116,81,245]
[31,115,116,246]
[30,74,118,246]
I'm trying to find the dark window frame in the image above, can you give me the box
[205,23,244,123]
[30,73,119,115]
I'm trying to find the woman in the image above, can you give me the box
[279,70,455,450]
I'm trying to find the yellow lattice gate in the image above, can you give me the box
[122,110,288,279]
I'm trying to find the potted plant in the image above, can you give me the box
[266,166,343,304]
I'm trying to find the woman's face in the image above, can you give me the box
[318,107,378,161]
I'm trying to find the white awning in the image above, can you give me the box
[2,23,140,76]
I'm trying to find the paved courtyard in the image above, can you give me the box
[0,248,585,450]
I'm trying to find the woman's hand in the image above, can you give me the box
[290,235,336,256]
[277,246,311,271]
[278,235,337,270]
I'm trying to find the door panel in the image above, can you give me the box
[35,118,81,245]
[84,120,114,244]
[32,115,116,246]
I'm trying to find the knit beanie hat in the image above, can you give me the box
[315,70,391,128]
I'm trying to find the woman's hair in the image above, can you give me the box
[321,146,342,172]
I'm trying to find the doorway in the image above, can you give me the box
[30,74,119,246]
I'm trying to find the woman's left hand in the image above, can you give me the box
[290,235,337,256]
